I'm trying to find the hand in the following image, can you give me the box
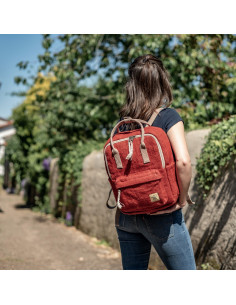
[177,194,195,206]
[177,200,187,208]
[178,194,188,208]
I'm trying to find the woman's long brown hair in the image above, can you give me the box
[119,54,173,122]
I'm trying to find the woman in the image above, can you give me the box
[115,54,196,270]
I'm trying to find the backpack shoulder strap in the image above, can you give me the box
[147,108,163,126]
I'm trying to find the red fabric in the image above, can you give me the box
[103,126,180,215]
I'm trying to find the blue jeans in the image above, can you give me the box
[115,208,196,270]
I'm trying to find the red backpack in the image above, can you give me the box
[103,109,194,215]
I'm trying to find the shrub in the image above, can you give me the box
[196,115,236,196]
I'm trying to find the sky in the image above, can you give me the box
[0,34,44,119]
[0,34,102,120]
[0,34,65,119]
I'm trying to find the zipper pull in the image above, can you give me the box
[126,136,135,160]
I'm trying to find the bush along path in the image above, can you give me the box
[0,190,122,270]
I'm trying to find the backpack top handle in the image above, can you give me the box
[109,118,151,169]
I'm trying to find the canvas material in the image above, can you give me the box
[103,122,180,215]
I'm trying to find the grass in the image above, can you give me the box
[95,239,111,247]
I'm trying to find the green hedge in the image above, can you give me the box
[196,115,236,196]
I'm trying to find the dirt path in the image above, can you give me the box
[0,190,122,270]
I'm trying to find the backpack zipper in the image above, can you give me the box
[104,134,165,179]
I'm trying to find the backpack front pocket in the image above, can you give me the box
[114,169,169,214]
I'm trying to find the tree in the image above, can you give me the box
[6,74,56,206]
[35,34,236,132]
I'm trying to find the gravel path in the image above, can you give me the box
[0,190,122,270]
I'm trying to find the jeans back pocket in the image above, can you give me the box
[144,213,174,241]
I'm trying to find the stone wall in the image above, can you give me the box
[184,158,236,269]
[79,128,236,269]
[79,150,119,249]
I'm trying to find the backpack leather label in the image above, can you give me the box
[149,192,160,202]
